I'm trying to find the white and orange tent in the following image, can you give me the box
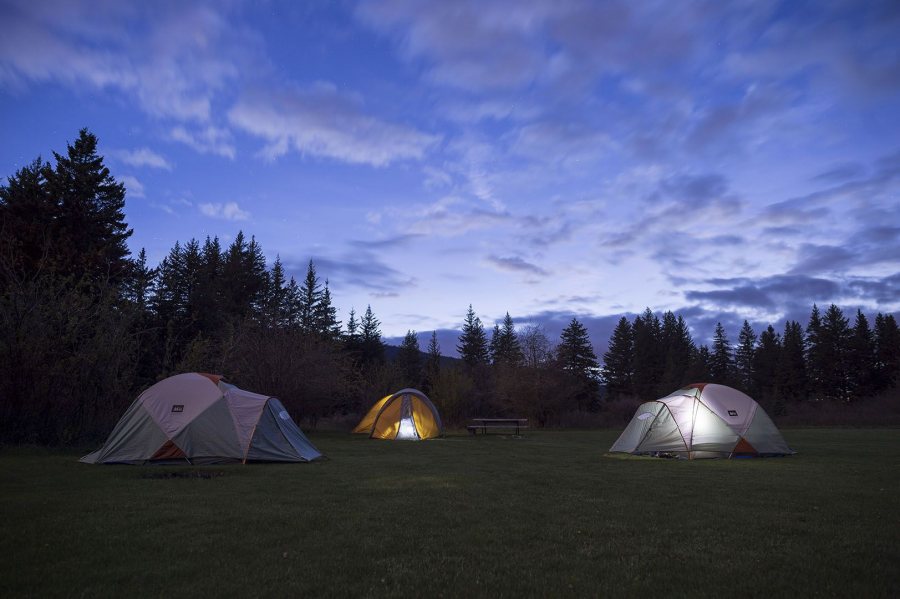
[353,388,442,440]
[610,383,793,459]
[81,373,322,464]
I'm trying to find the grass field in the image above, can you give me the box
[2,429,898,597]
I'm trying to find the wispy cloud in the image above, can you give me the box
[199,201,249,221]
[485,255,549,277]
[121,175,145,198]
[114,147,172,170]
[228,82,440,166]
[170,126,236,159]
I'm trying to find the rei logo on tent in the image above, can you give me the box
[171,405,184,413]
[728,410,738,416]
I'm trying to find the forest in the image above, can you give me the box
[1,130,898,444]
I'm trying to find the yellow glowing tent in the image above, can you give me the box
[352,388,442,440]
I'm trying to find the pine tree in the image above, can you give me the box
[602,316,634,399]
[397,330,422,388]
[557,317,600,411]
[805,304,825,400]
[457,305,489,368]
[123,248,157,312]
[819,304,852,401]
[314,279,342,340]
[657,312,694,395]
[777,320,807,402]
[632,308,662,400]
[42,129,133,286]
[491,312,523,367]
[734,320,758,394]
[426,331,442,375]
[752,325,781,405]
[0,157,53,286]
[874,313,900,392]
[847,310,876,398]
[422,330,442,395]
[685,344,712,383]
[265,256,288,326]
[298,260,322,334]
[344,308,361,359]
[359,305,385,365]
[710,322,735,385]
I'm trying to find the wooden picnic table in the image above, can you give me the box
[467,417,529,436]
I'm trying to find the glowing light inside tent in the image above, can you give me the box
[396,416,419,440]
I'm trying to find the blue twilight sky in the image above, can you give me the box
[1,0,899,356]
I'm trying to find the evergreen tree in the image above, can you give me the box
[315,279,342,341]
[557,317,600,411]
[397,330,422,388]
[685,344,712,383]
[805,304,825,400]
[657,312,694,395]
[847,310,876,398]
[0,157,53,286]
[264,256,288,326]
[422,330,442,395]
[489,324,501,363]
[710,322,735,385]
[220,232,267,321]
[752,325,781,406]
[123,248,157,312]
[42,129,133,286]
[426,331,442,375]
[777,320,807,402]
[457,305,489,368]
[602,316,634,398]
[491,312,523,367]
[819,304,852,400]
[359,305,385,365]
[344,308,361,359]
[734,320,758,394]
[873,313,900,392]
[299,259,322,334]
[631,308,662,400]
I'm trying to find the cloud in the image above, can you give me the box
[114,147,172,170]
[289,251,414,294]
[120,175,145,198]
[228,83,440,166]
[812,162,866,183]
[0,1,242,122]
[485,255,549,277]
[170,126,236,159]
[198,201,250,221]
[351,234,425,250]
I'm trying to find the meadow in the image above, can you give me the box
[2,429,897,597]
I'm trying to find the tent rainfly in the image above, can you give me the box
[610,383,793,459]
[81,373,322,464]
[353,388,442,440]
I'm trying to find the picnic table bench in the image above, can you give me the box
[466,418,529,436]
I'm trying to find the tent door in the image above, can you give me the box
[395,395,420,440]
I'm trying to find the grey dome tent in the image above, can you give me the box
[610,383,793,459]
[81,373,322,464]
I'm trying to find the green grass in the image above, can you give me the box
[2,429,898,597]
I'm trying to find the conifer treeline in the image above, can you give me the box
[1,130,898,443]
[601,307,900,412]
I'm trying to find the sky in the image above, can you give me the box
[1,0,899,357]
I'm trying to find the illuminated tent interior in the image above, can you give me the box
[352,388,442,440]
[81,373,323,464]
[610,383,793,459]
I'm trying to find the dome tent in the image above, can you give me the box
[610,383,793,459]
[81,373,322,464]
[353,388,442,440]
